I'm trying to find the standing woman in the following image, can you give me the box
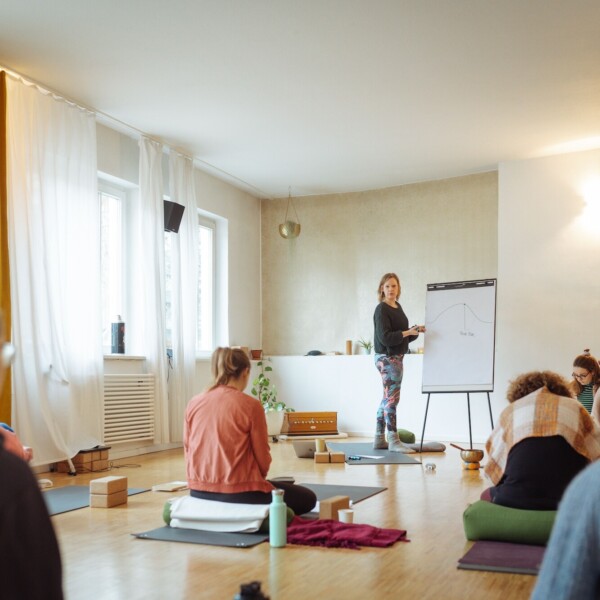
[372,273,425,452]
[570,349,600,422]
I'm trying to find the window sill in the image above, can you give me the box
[103,354,146,361]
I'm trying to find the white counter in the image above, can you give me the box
[251,354,499,444]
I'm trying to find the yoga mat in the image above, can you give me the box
[457,540,545,575]
[326,442,421,465]
[298,483,387,504]
[132,526,268,548]
[44,485,149,516]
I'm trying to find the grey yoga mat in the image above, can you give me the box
[132,527,268,548]
[297,483,387,504]
[43,485,149,516]
[132,484,387,546]
[325,442,421,465]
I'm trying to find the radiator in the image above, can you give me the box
[103,374,156,444]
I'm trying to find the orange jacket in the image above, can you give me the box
[184,385,274,494]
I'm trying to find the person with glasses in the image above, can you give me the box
[481,370,600,510]
[570,349,600,420]
[0,313,64,599]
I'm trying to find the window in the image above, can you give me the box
[99,184,127,352]
[197,216,215,354]
[164,212,216,356]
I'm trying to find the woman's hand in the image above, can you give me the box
[407,325,426,336]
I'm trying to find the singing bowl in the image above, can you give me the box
[460,449,484,463]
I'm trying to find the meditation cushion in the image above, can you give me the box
[397,429,416,444]
[463,500,556,546]
[407,441,446,452]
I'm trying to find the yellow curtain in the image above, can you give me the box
[0,70,12,424]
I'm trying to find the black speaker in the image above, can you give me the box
[164,200,185,233]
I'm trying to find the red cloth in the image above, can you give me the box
[286,516,409,549]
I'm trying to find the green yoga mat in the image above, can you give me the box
[132,526,268,548]
[326,442,421,465]
[43,485,149,516]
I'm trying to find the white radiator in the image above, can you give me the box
[103,374,156,444]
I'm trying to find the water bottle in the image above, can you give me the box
[269,489,287,547]
[111,315,125,354]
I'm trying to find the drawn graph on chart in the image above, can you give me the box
[422,280,496,392]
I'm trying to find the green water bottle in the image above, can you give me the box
[269,489,287,547]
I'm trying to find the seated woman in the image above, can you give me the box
[570,349,600,421]
[483,370,600,511]
[184,347,317,516]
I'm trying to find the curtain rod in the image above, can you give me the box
[0,64,271,199]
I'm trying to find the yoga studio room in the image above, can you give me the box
[1,2,600,599]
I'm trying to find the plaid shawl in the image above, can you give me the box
[485,387,600,484]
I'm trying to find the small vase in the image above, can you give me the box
[265,410,285,441]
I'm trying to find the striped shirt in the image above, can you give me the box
[578,384,594,413]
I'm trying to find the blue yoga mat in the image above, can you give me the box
[43,485,149,515]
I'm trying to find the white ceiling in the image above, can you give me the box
[1,1,599,198]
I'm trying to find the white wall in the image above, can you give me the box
[261,172,498,356]
[249,355,494,444]
[495,149,600,415]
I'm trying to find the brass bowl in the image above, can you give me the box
[460,449,484,463]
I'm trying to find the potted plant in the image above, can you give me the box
[357,337,374,354]
[250,358,294,441]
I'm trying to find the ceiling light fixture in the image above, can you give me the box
[278,187,301,239]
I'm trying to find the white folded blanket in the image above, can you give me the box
[168,496,270,533]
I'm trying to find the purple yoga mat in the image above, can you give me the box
[458,540,545,575]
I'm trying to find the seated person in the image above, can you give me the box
[0,422,33,462]
[184,347,317,516]
[532,459,600,599]
[483,370,600,510]
[570,349,600,420]
[0,312,63,598]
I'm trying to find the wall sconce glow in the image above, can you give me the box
[544,137,600,155]
[581,176,600,204]
[580,176,600,226]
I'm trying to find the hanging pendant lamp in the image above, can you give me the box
[278,187,301,239]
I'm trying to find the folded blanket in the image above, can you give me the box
[286,516,408,549]
[168,496,270,533]
[485,387,600,484]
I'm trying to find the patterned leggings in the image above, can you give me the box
[374,354,404,433]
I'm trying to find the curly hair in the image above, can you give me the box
[572,350,600,395]
[506,370,574,403]
[377,273,400,301]
[208,347,250,391]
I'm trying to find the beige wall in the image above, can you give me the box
[261,172,498,356]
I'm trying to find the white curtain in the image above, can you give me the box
[167,150,198,441]
[130,137,170,442]
[6,75,104,465]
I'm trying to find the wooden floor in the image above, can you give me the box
[43,438,537,600]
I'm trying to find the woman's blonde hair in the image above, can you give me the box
[506,370,573,403]
[377,273,400,301]
[209,347,250,390]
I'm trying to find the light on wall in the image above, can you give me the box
[579,175,600,228]
[278,187,301,239]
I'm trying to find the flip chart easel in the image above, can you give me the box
[419,279,497,450]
